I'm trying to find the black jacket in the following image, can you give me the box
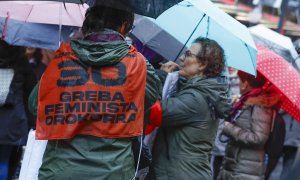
[0,53,37,145]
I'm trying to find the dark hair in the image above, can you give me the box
[33,49,42,62]
[0,40,25,67]
[238,70,267,88]
[82,5,134,35]
[193,37,225,77]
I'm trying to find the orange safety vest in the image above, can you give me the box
[36,43,146,140]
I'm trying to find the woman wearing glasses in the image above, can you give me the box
[146,37,231,180]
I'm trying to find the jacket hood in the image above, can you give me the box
[182,76,232,119]
[70,30,130,66]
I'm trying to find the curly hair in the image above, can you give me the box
[82,5,134,35]
[193,37,225,77]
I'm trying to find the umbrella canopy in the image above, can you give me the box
[132,0,257,75]
[34,0,182,18]
[0,1,88,27]
[130,15,184,63]
[249,24,298,62]
[256,45,300,122]
[0,1,87,50]
[0,17,77,50]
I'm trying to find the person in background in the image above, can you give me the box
[218,70,280,180]
[28,5,160,180]
[25,47,47,80]
[276,112,300,180]
[277,40,300,178]
[146,37,231,180]
[211,67,240,180]
[40,49,55,66]
[0,40,36,180]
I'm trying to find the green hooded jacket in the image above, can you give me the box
[28,33,161,180]
[149,74,231,180]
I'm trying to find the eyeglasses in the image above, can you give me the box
[182,50,199,59]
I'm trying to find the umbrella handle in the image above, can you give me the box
[1,12,9,40]
[174,13,207,61]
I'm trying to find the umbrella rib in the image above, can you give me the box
[174,13,207,61]
[63,2,68,12]
[25,5,34,23]
[206,17,210,38]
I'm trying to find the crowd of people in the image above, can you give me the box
[0,4,300,180]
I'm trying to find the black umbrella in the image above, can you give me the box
[22,0,182,18]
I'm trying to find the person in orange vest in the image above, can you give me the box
[28,5,161,180]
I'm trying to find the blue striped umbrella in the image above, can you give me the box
[0,17,78,50]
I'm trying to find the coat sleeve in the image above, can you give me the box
[223,106,273,146]
[144,60,162,110]
[160,90,208,127]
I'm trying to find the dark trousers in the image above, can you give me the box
[0,145,13,180]
[8,146,23,180]
[0,145,22,180]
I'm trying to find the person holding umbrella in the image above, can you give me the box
[218,70,281,180]
[145,37,232,180]
[28,5,161,180]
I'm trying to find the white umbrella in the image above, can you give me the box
[249,24,298,60]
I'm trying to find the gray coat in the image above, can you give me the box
[219,94,279,180]
[282,111,300,147]
[150,76,231,180]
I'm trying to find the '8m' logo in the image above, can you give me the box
[57,60,126,87]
